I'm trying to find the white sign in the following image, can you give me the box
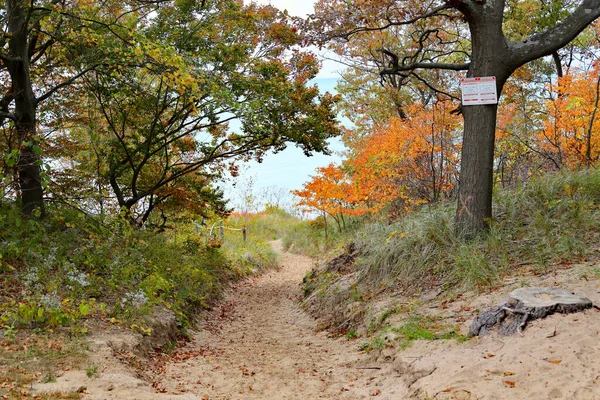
[461,76,498,106]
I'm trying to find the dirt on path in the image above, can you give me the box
[34,240,406,399]
[154,240,403,399]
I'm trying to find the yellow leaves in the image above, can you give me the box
[146,47,162,60]
[130,324,152,336]
[385,230,408,243]
[386,230,398,242]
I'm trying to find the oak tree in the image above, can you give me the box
[309,0,600,235]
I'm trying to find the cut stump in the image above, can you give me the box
[469,287,592,336]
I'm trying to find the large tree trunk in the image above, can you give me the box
[454,0,508,236]
[6,0,45,217]
[455,104,498,234]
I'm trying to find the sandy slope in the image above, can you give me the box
[399,264,600,399]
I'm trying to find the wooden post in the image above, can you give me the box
[242,227,247,243]
[219,220,224,242]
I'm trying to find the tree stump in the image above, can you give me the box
[469,287,593,336]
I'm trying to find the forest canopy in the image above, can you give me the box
[294,0,600,234]
[0,0,340,225]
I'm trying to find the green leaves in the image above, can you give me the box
[4,149,19,168]
[45,0,340,223]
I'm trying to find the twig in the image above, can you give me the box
[501,307,529,315]
[407,366,438,388]
[517,313,529,337]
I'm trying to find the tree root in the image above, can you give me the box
[469,287,592,336]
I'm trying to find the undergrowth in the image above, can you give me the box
[223,206,298,270]
[290,169,600,298]
[360,315,469,352]
[358,169,600,291]
[282,214,358,257]
[0,206,233,332]
[0,204,295,397]
[0,205,293,336]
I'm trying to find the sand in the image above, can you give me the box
[34,242,600,399]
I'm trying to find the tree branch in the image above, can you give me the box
[552,51,563,78]
[328,3,456,41]
[379,59,470,76]
[509,0,600,68]
[36,65,98,104]
[0,89,15,124]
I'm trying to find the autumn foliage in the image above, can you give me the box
[295,101,460,221]
[296,61,600,223]
[539,63,600,168]
[293,163,363,231]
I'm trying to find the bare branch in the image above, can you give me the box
[378,47,470,76]
[410,72,461,102]
[328,3,456,41]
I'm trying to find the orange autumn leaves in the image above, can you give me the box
[496,62,600,177]
[539,63,600,168]
[294,102,460,220]
[296,62,600,221]
[293,163,365,221]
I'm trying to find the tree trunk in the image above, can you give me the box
[6,0,45,217]
[585,71,600,167]
[455,104,498,234]
[455,0,508,236]
[15,118,44,216]
[453,0,600,236]
[469,287,592,336]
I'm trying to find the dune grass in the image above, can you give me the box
[288,169,600,295]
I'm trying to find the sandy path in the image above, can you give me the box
[35,241,600,399]
[156,240,399,399]
[34,240,405,400]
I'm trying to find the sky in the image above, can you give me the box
[224,0,348,211]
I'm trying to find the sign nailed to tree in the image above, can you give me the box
[461,76,498,106]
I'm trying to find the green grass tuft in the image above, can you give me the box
[348,169,600,292]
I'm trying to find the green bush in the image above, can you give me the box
[0,204,240,331]
[282,215,360,257]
